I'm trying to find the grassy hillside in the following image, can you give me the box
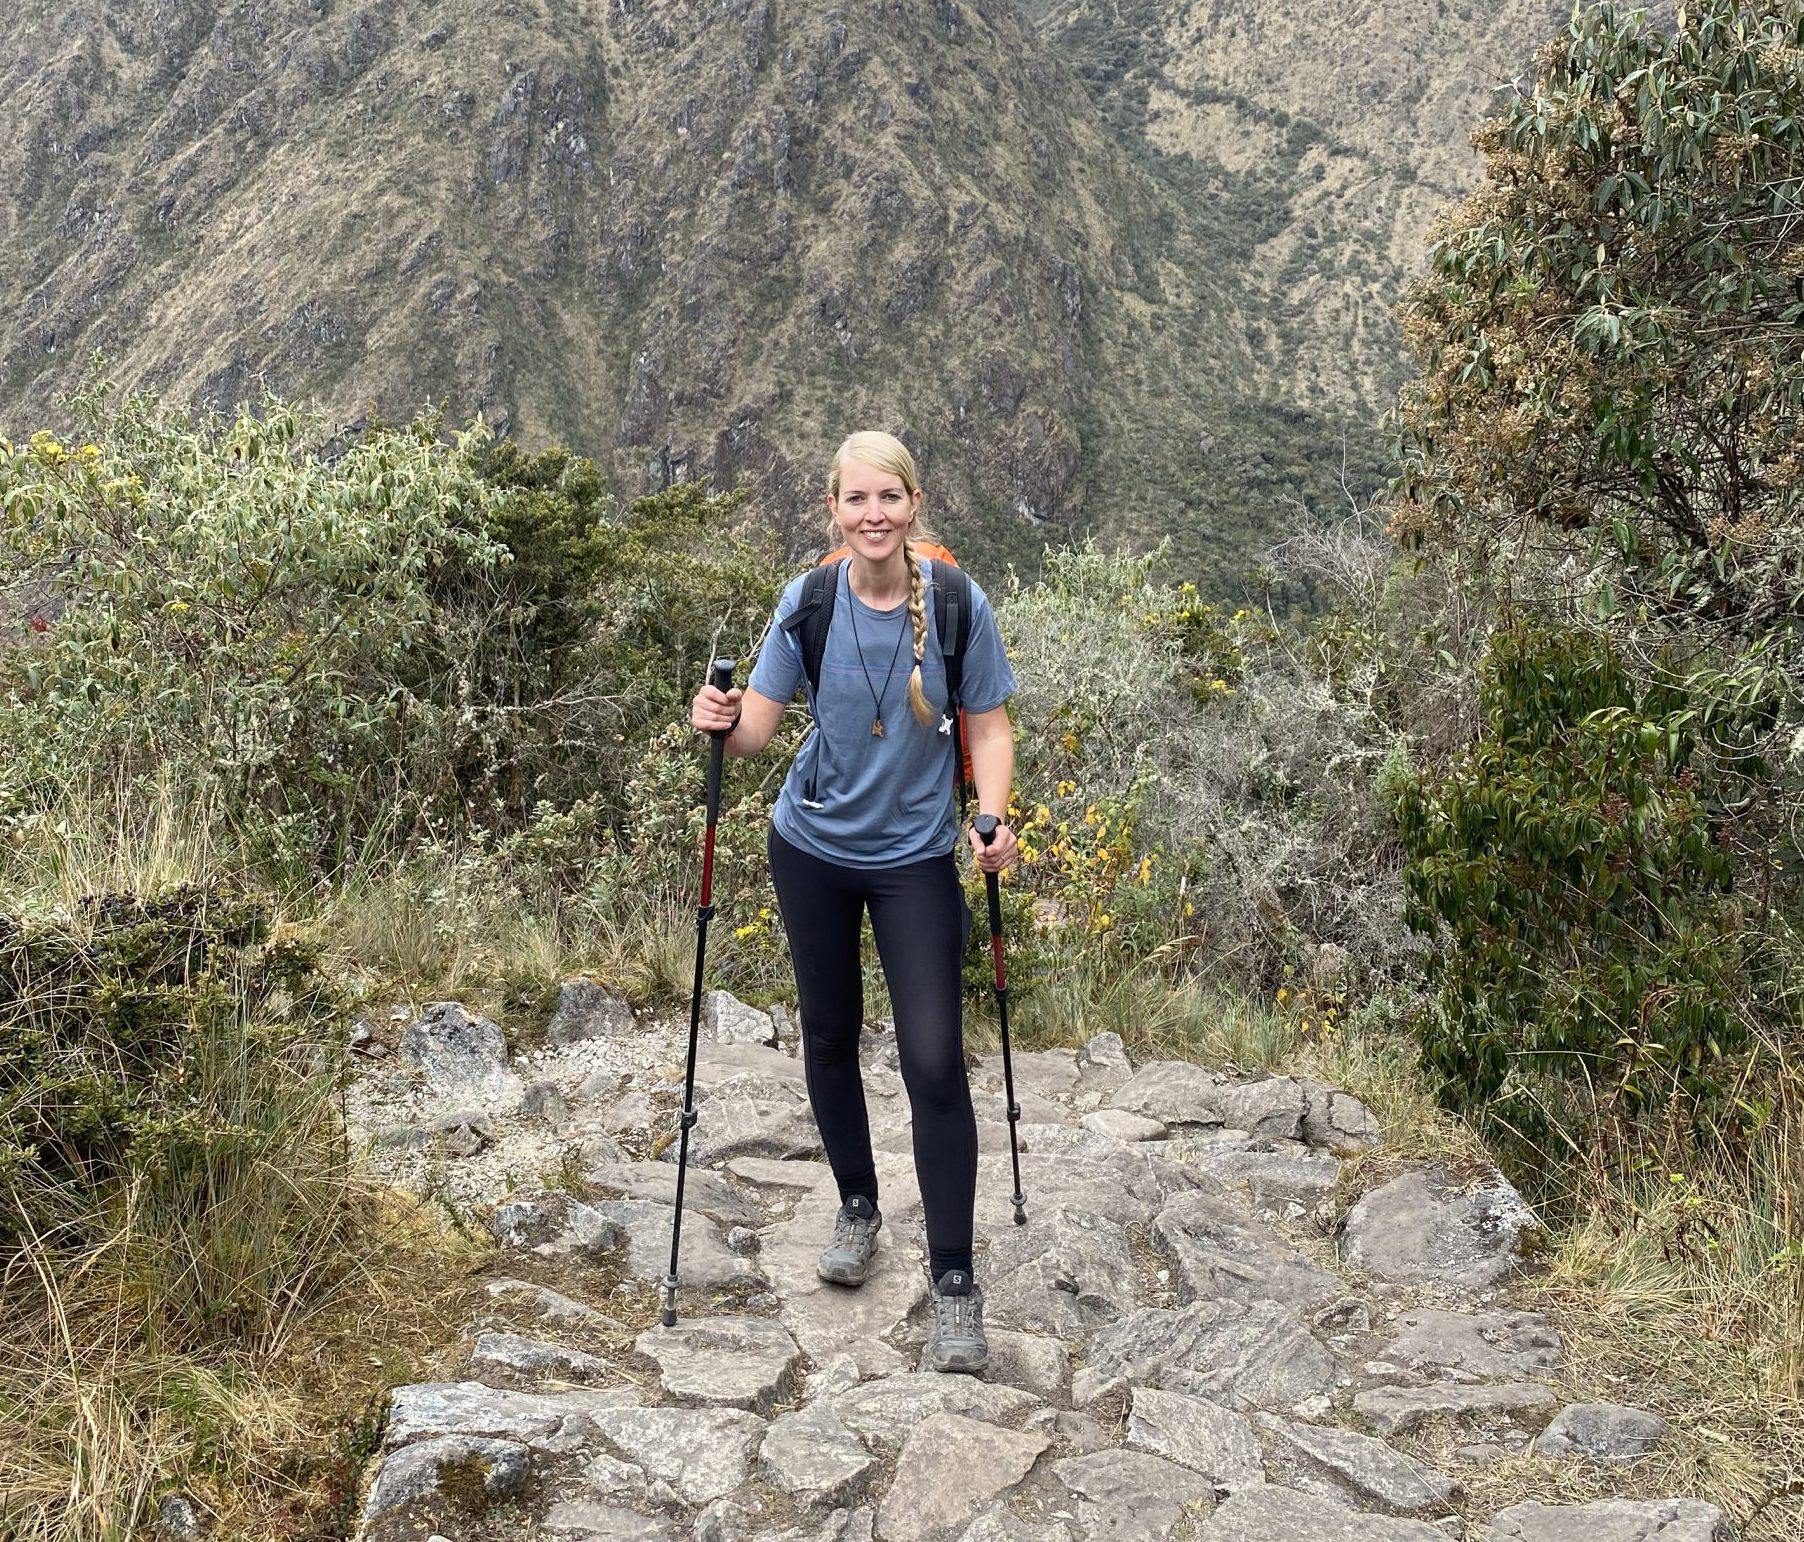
[0,0,1534,586]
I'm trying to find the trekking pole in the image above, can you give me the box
[973,815,1027,1225]
[662,657,736,1327]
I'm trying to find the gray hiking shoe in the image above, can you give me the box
[922,1268,988,1374]
[818,1194,882,1285]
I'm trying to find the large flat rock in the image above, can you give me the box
[1153,1190,1344,1314]
[583,1159,762,1227]
[831,1372,1043,1454]
[592,1196,764,1289]
[1109,1061,1225,1127]
[982,1208,1139,1339]
[586,1405,766,1505]
[1354,1382,1556,1436]
[634,1315,802,1413]
[1486,1500,1729,1542]
[873,1414,1049,1542]
[1379,1308,1563,1380]
[1533,1403,1670,1466]
[467,1331,614,1386]
[1270,1420,1460,1514]
[1340,1167,1535,1291]
[1193,1485,1448,1541]
[1125,1385,1263,1490]
[361,1434,529,1524]
[760,1401,880,1508]
[384,1381,637,1450]
[1051,1448,1212,1541]
[764,1157,928,1357]
[1080,1301,1338,1414]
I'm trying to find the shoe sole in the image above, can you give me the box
[817,1238,878,1286]
[922,1345,988,1374]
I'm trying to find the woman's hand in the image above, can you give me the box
[691,683,742,736]
[968,818,1019,874]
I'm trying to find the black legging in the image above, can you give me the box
[767,827,977,1280]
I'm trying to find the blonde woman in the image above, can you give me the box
[690,431,1018,1373]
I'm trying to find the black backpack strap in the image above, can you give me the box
[779,559,843,703]
[931,561,972,706]
[930,561,976,820]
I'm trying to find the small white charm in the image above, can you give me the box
[938,714,954,735]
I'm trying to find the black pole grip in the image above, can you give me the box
[973,814,1003,934]
[705,657,735,824]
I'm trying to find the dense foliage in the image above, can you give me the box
[1391,0,1804,642]
[1388,0,1804,1158]
[1397,626,1750,1149]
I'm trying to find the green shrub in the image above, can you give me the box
[1396,625,1750,1150]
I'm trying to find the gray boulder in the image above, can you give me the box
[1109,1061,1224,1127]
[361,1434,528,1523]
[1051,1448,1212,1541]
[831,1373,1043,1454]
[586,1405,766,1505]
[1080,1108,1167,1142]
[705,988,777,1046]
[873,1414,1049,1542]
[983,1329,1071,1404]
[1533,1403,1670,1465]
[1079,1300,1338,1413]
[760,1402,879,1508]
[1215,1077,1309,1141]
[383,1381,637,1449]
[487,1192,621,1258]
[1269,1420,1459,1514]
[546,980,635,1045]
[1353,1381,1556,1436]
[1487,1499,1729,1542]
[1300,1081,1383,1150]
[1152,1190,1344,1314]
[398,1002,516,1100]
[467,1331,612,1385]
[634,1315,802,1414]
[1340,1166,1536,1290]
[1125,1385,1263,1490]
[1193,1484,1448,1541]
[1381,1308,1562,1380]
[482,1278,623,1329]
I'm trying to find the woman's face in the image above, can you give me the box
[829,457,921,565]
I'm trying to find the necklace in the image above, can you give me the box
[848,588,909,738]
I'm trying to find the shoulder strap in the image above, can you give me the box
[779,559,843,701]
[931,561,973,707]
[930,561,977,821]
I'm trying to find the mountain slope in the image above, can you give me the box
[1032,0,1567,427]
[0,0,1563,582]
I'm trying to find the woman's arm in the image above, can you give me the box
[964,703,1018,871]
[691,684,788,759]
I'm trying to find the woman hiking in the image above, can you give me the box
[690,430,1018,1374]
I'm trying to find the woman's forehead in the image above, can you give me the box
[837,458,909,494]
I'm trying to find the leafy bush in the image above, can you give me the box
[0,881,355,1371]
[1396,625,1751,1149]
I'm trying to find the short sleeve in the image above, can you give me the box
[748,575,807,705]
[956,579,1017,714]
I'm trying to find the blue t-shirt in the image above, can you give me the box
[749,560,1017,867]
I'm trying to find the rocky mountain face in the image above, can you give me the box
[1,0,1560,580]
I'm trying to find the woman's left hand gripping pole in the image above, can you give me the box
[662,657,737,1327]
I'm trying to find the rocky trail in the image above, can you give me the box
[337,985,1728,1542]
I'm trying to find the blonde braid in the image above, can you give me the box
[905,540,934,727]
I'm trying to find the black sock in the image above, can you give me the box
[930,1246,974,1281]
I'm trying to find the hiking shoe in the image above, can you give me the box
[818,1194,882,1285]
[922,1268,988,1374]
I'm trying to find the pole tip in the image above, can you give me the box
[1013,1200,1027,1225]
[660,1306,677,1327]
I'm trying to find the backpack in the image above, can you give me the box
[780,555,976,817]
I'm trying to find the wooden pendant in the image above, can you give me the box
[872,718,885,738]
